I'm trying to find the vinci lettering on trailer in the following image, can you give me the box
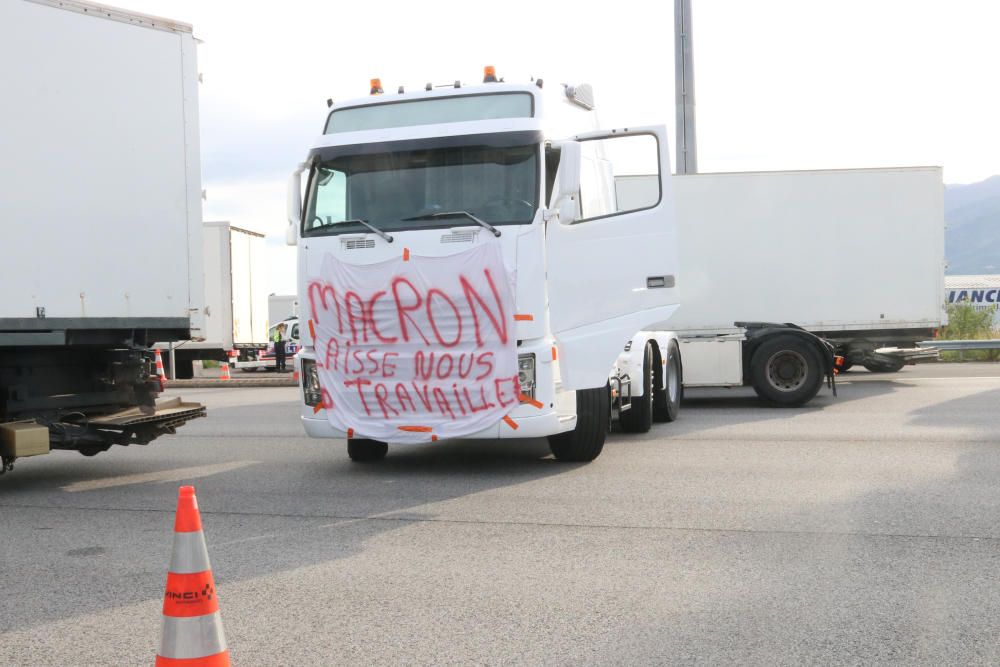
[286,69,686,463]
[944,275,1000,327]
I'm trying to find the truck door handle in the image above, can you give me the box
[647,275,675,288]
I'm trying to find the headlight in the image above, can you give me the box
[302,358,322,407]
[518,353,536,399]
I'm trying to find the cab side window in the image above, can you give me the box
[577,134,661,222]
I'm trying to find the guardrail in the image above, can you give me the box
[918,340,1000,350]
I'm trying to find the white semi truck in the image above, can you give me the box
[286,71,836,463]
[159,221,271,378]
[619,167,945,384]
[0,0,206,474]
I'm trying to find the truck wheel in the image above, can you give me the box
[347,438,388,462]
[863,359,904,373]
[620,342,653,433]
[548,384,610,462]
[750,335,824,407]
[653,340,681,422]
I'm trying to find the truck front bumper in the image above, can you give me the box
[296,339,576,442]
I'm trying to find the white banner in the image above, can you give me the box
[306,242,519,443]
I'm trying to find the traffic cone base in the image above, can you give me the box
[157,486,230,666]
[219,362,231,381]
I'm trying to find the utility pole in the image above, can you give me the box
[674,0,698,174]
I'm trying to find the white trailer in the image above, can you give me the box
[619,167,944,400]
[268,294,300,325]
[161,222,270,377]
[945,275,1000,328]
[287,72,683,463]
[0,0,206,472]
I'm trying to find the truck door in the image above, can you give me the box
[546,126,679,390]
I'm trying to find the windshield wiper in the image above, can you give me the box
[401,210,501,238]
[339,218,393,243]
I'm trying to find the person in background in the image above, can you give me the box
[273,323,287,372]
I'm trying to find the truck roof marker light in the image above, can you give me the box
[425,82,433,91]
[398,85,405,94]
[370,78,383,95]
[483,65,497,83]
[454,80,461,88]
[326,98,333,108]
[535,78,544,89]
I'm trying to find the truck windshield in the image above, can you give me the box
[302,143,538,237]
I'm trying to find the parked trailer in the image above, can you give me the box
[159,221,270,378]
[0,0,206,473]
[619,167,944,401]
[288,72,684,463]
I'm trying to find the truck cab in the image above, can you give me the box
[287,71,682,462]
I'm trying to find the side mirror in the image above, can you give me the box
[557,141,581,196]
[551,141,581,224]
[286,162,307,246]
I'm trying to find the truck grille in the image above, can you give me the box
[440,231,477,244]
[342,238,375,250]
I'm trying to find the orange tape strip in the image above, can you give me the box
[308,319,316,338]
[502,415,519,430]
[398,425,433,433]
[403,247,410,261]
[519,394,544,409]
[162,570,219,617]
[514,314,533,321]
[312,404,322,414]
[551,345,558,361]
[155,650,231,667]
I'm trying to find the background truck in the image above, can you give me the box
[268,294,300,326]
[159,221,270,378]
[0,0,206,473]
[619,166,944,401]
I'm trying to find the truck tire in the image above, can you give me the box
[750,335,824,407]
[548,384,610,462]
[347,438,388,462]
[863,359,904,373]
[620,342,653,433]
[653,340,681,422]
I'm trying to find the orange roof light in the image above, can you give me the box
[370,78,383,95]
[483,65,497,83]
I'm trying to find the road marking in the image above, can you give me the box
[61,461,258,493]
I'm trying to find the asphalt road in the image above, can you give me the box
[2,363,1000,665]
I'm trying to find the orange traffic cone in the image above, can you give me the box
[154,349,166,378]
[219,362,231,381]
[156,486,230,666]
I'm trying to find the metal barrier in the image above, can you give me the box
[918,340,1000,350]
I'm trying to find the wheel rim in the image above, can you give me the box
[667,355,679,399]
[766,350,808,392]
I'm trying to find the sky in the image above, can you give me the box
[113,0,1000,295]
